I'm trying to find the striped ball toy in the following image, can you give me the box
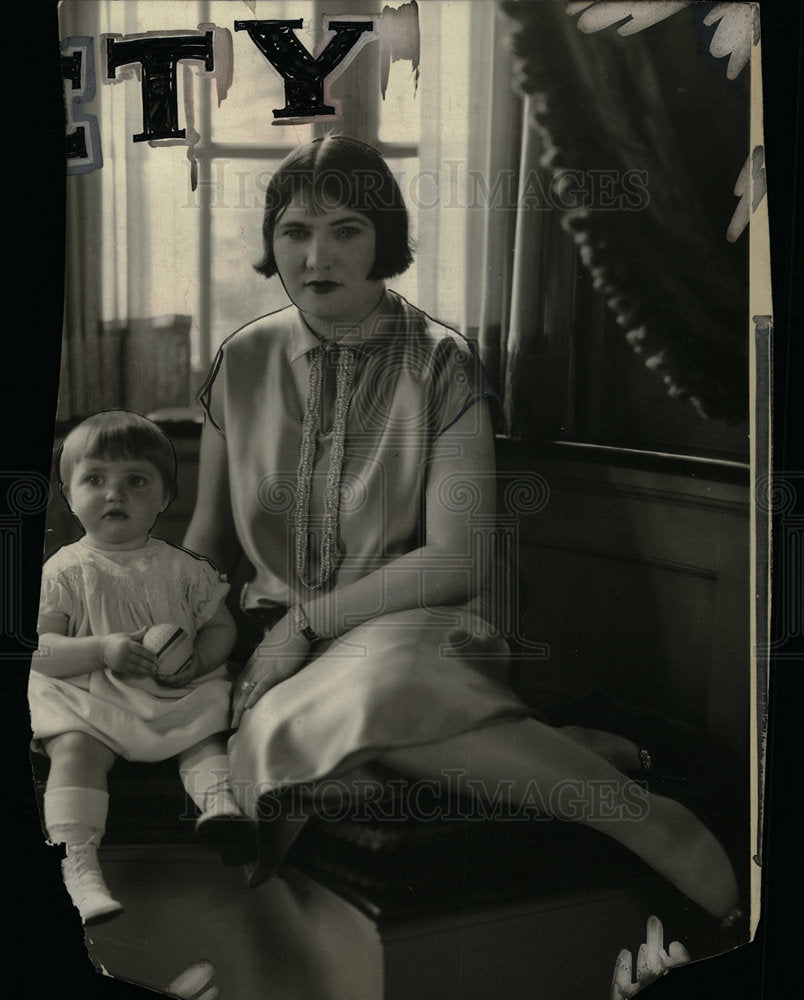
[142,623,194,678]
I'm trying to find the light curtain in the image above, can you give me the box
[58,1,201,421]
[416,2,579,440]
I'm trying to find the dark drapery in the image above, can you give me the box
[497,1,752,430]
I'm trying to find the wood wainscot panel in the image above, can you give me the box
[495,444,750,773]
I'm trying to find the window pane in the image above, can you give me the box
[386,154,465,330]
[382,157,420,314]
[140,144,202,322]
[207,159,291,355]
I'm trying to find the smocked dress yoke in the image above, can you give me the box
[29,537,232,762]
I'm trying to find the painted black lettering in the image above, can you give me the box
[106,32,214,141]
[234,19,375,119]
[62,50,88,159]
[61,37,103,173]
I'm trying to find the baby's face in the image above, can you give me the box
[65,456,168,551]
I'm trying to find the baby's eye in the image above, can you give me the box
[128,475,147,488]
[84,474,103,486]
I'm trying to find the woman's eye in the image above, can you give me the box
[337,226,361,239]
[283,229,308,240]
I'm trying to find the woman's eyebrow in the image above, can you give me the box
[327,215,368,227]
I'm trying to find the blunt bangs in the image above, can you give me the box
[254,136,414,282]
[58,410,178,503]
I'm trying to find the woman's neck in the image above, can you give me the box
[300,287,389,343]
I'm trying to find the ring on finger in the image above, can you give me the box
[240,679,258,693]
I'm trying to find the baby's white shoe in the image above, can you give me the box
[61,840,124,925]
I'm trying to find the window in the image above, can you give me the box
[60,1,493,401]
[59,1,746,462]
[193,0,422,370]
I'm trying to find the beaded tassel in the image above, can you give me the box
[295,342,357,589]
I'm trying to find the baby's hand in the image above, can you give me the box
[156,650,201,688]
[102,627,158,677]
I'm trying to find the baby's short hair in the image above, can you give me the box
[58,410,178,503]
[254,135,414,282]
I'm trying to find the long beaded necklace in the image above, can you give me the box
[295,341,357,589]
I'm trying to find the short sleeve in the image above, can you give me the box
[39,558,75,619]
[187,557,231,629]
[431,336,501,438]
[197,345,226,435]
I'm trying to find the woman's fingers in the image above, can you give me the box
[645,915,664,953]
[610,917,689,1000]
[231,677,257,728]
[635,942,661,983]
[232,671,277,727]
[665,940,691,968]
[640,915,667,977]
[244,672,279,709]
[231,633,308,726]
[165,959,217,998]
[610,948,635,1000]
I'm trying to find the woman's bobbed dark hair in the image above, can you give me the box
[254,135,414,282]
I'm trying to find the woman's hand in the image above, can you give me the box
[102,627,159,677]
[231,614,310,728]
[610,916,690,1000]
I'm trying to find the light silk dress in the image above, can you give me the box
[200,290,531,810]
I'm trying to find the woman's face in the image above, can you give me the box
[272,194,385,335]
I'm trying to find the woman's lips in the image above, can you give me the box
[305,281,340,294]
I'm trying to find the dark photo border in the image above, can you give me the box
[7,1,801,996]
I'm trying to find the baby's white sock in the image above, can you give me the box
[179,753,241,817]
[44,786,123,923]
[44,786,109,846]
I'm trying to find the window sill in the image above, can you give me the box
[495,437,751,485]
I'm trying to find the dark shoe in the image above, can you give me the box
[195,811,258,867]
[549,689,705,793]
[246,789,310,888]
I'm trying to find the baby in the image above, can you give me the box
[30,410,252,924]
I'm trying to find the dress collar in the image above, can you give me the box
[288,290,405,362]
